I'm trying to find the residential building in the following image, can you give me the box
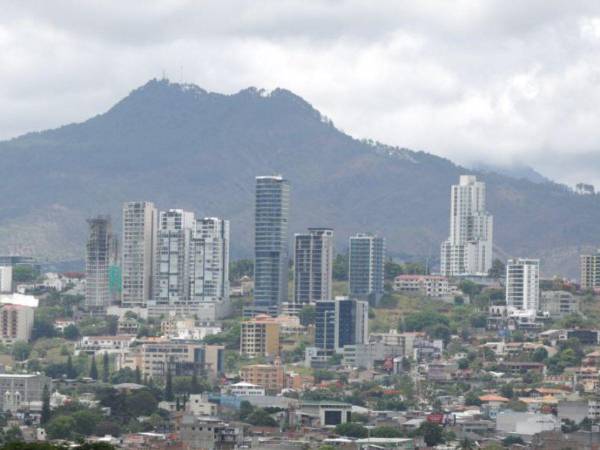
[254,175,290,313]
[189,217,230,318]
[75,335,136,356]
[440,175,493,276]
[240,360,285,394]
[117,338,224,381]
[581,250,600,290]
[393,275,449,298]
[160,317,221,340]
[506,258,540,313]
[348,233,385,304]
[342,341,406,369]
[0,266,12,293]
[315,297,369,353]
[297,401,352,427]
[85,216,114,310]
[540,291,579,318]
[0,373,50,412]
[179,415,244,450]
[153,209,195,307]
[186,394,218,416]
[496,411,560,436]
[293,228,334,304]
[226,382,265,397]
[240,315,280,358]
[122,201,157,307]
[0,304,34,344]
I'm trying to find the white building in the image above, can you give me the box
[393,275,449,298]
[0,373,50,412]
[0,304,34,344]
[294,228,334,304]
[0,267,12,293]
[153,209,195,306]
[122,202,157,307]
[75,335,136,356]
[187,394,218,416]
[440,175,493,277]
[226,382,265,397]
[506,258,540,313]
[540,291,579,318]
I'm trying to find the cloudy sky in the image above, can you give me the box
[2,1,600,186]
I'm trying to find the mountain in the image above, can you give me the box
[1,78,599,277]
[472,163,551,185]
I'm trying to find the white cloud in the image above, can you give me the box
[2,1,600,186]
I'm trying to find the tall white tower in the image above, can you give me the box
[506,258,540,313]
[440,175,493,276]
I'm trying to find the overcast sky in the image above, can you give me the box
[2,1,600,186]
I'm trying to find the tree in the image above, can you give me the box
[66,355,77,379]
[532,347,548,362]
[135,366,142,384]
[3,426,23,443]
[500,384,514,399]
[502,435,525,446]
[32,317,57,340]
[506,399,528,412]
[299,305,316,326]
[102,353,109,383]
[63,324,80,340]
[335,422,368,438]
[90,355,98,380]
[459,438,476,450]
[12,341,32,361]
[41,384,51,425]
[488,258,506,279]
[333,254,349,281]
[165,369,174,401]
[245,408,278,427]
[229,259,254,281]
[47,415,76,439]
[464,392,482,406]
[371,426,405,438]
[419,422,444,447]
[12,265,38,282]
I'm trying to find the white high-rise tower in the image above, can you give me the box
[506,258,540,313]
[440,175,493,276]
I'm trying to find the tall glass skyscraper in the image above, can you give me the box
[254,175,290,313]
[349,233,385,304]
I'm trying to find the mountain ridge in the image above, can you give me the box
[0,78,598,277]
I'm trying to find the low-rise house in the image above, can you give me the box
[240,360,285,394]
[225,382,265,397]
[496,411,560,436]
[178,416,244,450]
[297,401,352,427]
[393,274,449,298]
[75,335,136,356]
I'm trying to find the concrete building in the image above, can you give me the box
[0,304,34,344]
[226,382,265,397]
[506,258,540,313]
[153,209,195,307]
[75,335,136,356]
[293,228,333,305]
[349,233,385,304]
[0,373,50,412]
[179,415,244,450]
[496,411,560,436]
[240,315,280,358]
[342,341,405,369]
[393,275,449,298]
[189,217,230,319]
[117,338,224,381]
[186,394,218,416]
[540,291,579,318]
[297,401,352,427]
[0,266,12,294]
[315,297,369,354]
[440,175,493,277]
[581,250,600,290]
[240,360,285,394]
[122,202,157,307]
[85,216,114,311]
[254,175,290,314]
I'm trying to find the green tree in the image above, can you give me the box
[335,422,368,438]
[135,366,142,384]
[12,266,38,282]
[89,355,98,380]
[502,435,525,446]
[333,254,349,281]
[66,355,77,379]
[12,341,32,361]
[102,352,110,383]
[532,347,548,362]
[47,415,76,439]
[165,369,174,401]
[500,384,514,399]
[229,259,254,281]
[245,408,278,427]
[41,384,51,425]
[3,426,23,443]
[488,258,506,279]
[419,422,444,447]
[63,324,80,340]
[298,305,316,326]
[371,426,405,438]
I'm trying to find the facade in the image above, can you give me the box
[440,175,494,276]
[122,202,157,307]
[315,297,369,353]
[117,339,224,381]
[0,266,12,294]
[0,304,34,344]
[581,250,600,290]
[240,361,285,394]
[153,209,195,307]
[85,216,114,310]
[240,315,280,358]
[293,228,334,304]
[190,217,230,309]
[540,291,579,318]
[254,175,290,313]
[393,275,449,298]
[227,382,265,397]
[179,415,244,450]
[75,335,136,356]
[0,373,50,412]
[506,258,540,313]
[348,233,385,304]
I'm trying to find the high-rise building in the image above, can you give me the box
[254,176,290,313]
[348,233,385,304]
[315,297,369,353]
[190,217,230,305]
[153,209,195,307]
[240,315,280,358]
[0,267,12,294]
[581,250,600,290]
[0,304,34,344]
[440,175,494,277]
[121,202,157,307]
[294,228,334,305]
[85,216,114,310]
[506,258,540,313]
